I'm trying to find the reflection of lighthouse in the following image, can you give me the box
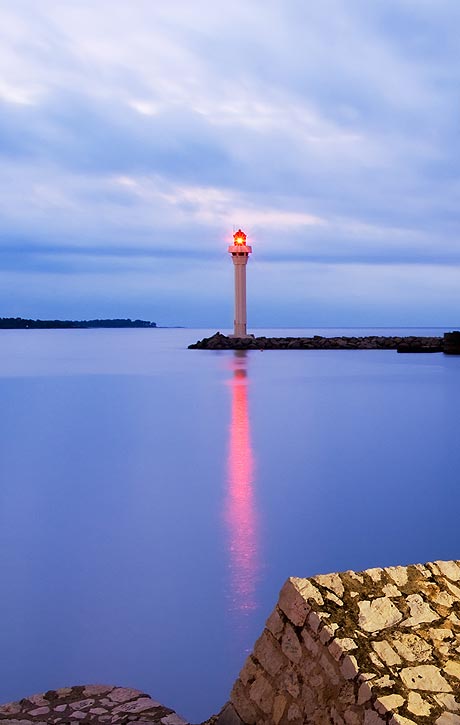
[228,229,252,338]
[225,352,259,619]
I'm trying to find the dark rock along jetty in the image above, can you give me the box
[188,332,457,353]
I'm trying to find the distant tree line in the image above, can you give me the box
[0,318,157,329]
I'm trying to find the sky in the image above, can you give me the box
[1,0,460,327]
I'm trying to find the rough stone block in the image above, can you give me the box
[254,631,286,677]
[278,578,311,627]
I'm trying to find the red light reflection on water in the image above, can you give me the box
[225,353,259,617]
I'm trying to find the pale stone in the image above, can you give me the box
[407,692,431,716]
[254,631,285,677]
[434,591,456,608]
[310,673,324,688]
[294,577,324,606]
[435,561,460,581]
[320,652,341,685]
[444,661,460,679]
[358,598,403,633]
[347,571,364,584]
[325,590,344,606]
[366,568,383,583]
[435,694,460,711]
[112,697,160,714]
[55,705,67,712]
[83,685,113,696]
[357,682,372,705]
[265,608,284,638]
[280,665,300,698]
[69,699,95,710]
[445,581,460,599]
[431,628,454,642]
[339,682,356,706]
[331,706,345,725]
[319,625,334,645]
[382,584,401,598]
[436,714,460,725]
[108,687,145,703]
[281,622,302,664]
[302,629,319,656]
[341,654,359,680]
[363,711,386,724]
[372,675,394,688]
[27,694,49,706]
[307,610,322,633]
[272,694,286,725]
[231,680,257,724]
[71,712,87,720]
[375,694,404,713]
[0,703,21,715]
[329,637,357,661]
[301,683,317,715]
[55,687,74,697]
[369,652,384,668]
[402,594,439,626]
[278,579,311,627]
[400,664,452,692]
[413,563,430,578]
[338,638,358,652]
[239,656,258,685]
[287,702,302,722]
[372,640,401,666]
[313,573,344,598]
[386,566,408,586]
[345,711,361,725]
[249,675,273,714]
[29,707,50,716]
[389,717,418,725]
[90,708,109,715]
[392,632,432,661]
[161,715,188,725]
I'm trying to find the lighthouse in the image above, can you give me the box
[228,229,252,338]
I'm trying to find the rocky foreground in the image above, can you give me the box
[0,685,187,725]
[189,332,449,353]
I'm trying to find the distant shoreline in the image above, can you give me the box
[0,317,157,329]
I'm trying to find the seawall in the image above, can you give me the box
[216,560,460,725]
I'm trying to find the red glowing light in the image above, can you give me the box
[225,354,259,617]
[233,229,247,245]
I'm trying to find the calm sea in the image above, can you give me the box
[0,327,459,722]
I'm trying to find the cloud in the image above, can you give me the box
[1,0,460,323]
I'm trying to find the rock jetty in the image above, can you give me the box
[189,332,445,353]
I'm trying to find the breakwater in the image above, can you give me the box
[189,332,449,353]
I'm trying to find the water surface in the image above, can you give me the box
[0,327,459,722]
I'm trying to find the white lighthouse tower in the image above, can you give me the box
[228,229,252,338]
